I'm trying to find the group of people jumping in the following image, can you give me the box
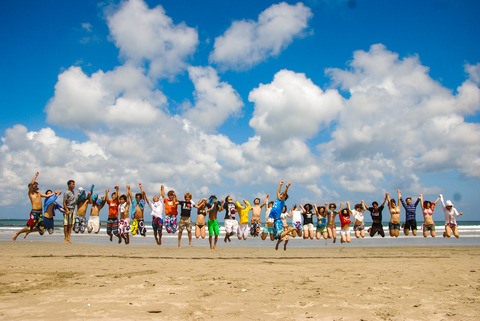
[12,173,464,251]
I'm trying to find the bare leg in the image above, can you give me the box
[284,239,289,250]
[13,228,30,241]
[178,230,183,248]
[452,225,460,238]
[188,230,193,246]
[275,238,282,250]
[214,235,218,250]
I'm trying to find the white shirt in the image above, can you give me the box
[440,195,461,225]
[291,210,302,223]
[148,199,164,219]
[352,209,364,223]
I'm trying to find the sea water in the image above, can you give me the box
[1,219,479,248]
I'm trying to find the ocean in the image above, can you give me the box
[1,218,479,247]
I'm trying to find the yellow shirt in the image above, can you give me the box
[236,201,251,225]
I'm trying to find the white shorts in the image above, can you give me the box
[87,216,100,234]
[340,229,351,236]
[304,223,315,231]
[237,224,248,238]
[224,219,238,234]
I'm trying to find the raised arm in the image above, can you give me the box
[139,183,145,200]
[29,172,39,194]
[361,200,368,211]
[261,194,269,208]
[380,194,387,207]
[299,204,306,214]
[386,193,391,209]
[276,181,284,199]
[142,186,150,204]
[419,194,424,211]
[160,185,165,199]
[283,182,292,197]
[126,185,133,202]
[114,185,119,202]
[398,190,406,208]
[346,201,352,212]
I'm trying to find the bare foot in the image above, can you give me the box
[189,243,194,247]
[110,234,113,242]
[12,232,20,241]
[284,243,287,251]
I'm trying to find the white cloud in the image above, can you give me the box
[106,0,198,79]
[249,69,344,142]
[321,44,480,193]
[210,2,312,70]
[183,66,244,132]
[46,64,167,130]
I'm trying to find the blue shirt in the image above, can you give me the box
[401,198,420,221]
[269,199,285,220]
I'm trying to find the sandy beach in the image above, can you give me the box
[0,242,479,320]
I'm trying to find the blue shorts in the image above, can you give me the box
[44,217,54,234]
[152,217,163,232]
[273,219,284,240]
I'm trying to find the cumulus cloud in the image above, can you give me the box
[46,64,167,130]
[210,2,312,70]
[183,66,244,133]
[106,0,198,79]
[249,69,344,142]
[321,44,480,192]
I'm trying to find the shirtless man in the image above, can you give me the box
[206,195,223,251]
[250,196,267,237]
[131,183,147,237]
[23,188,63,239]
[74,186,91,234]
[87,189,107,234]
[13,172,53,240]
[43,190,64,235]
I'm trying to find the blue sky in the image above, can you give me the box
[1,0,479,221]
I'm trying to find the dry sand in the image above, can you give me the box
[0,242,479,320]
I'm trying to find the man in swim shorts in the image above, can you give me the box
[13,172,53,240]
[74,186,91,234]
[250,196,267,237]
[88,188,107,234]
